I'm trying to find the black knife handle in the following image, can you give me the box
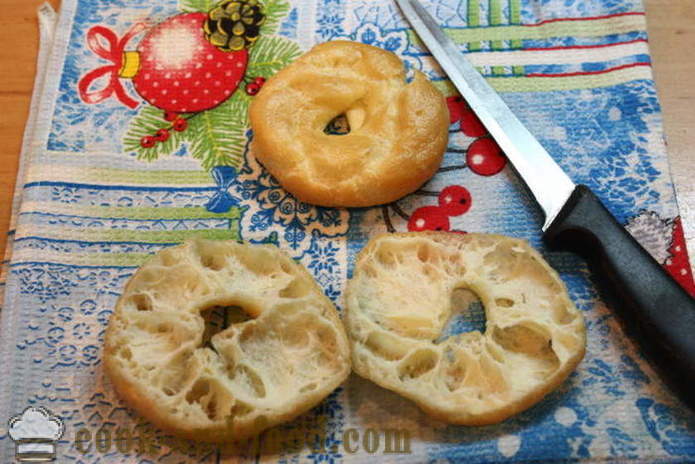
[544,185,695,409]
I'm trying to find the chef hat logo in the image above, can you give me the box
[8,406,64,462]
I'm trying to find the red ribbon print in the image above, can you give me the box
[78,23,147,109]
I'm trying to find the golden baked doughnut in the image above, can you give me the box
[345,232,586,425]
[249,40,449,207]
[104,239,351,442]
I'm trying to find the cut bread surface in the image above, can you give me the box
[104,239,351,442]
[345,232,586,425]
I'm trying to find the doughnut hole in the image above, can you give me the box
[324,114,350,135]
[435,288,487,344]
[201,306,250,350]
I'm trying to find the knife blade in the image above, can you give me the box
[396,0,695,409]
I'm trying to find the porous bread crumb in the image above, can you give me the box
[345,232,586,425]
[104,239,351,442]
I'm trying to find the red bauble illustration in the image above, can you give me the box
[438,185,471,216]
[467,138,507,176]
[132,13,248,113]
[408,206,450,232]
[78,13,248,113]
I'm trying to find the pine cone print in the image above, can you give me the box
[204,0,265,51]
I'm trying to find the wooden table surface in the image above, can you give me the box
[0,0,693,262]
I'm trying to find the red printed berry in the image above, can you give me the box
[438,185,472,216]
[246,82,261,96]
[408,206,450,232]
[164,111,178,122]
[446,95,488,136]
[460,110,487,138]
[140,135,156,148]
[155,128,170,141]
[173,117,188,132]
[254,76,266,86]
[446,96,465,124]
[467,138,507,176]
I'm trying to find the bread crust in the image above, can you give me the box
[345,232,586,425]
[104,239,351,442]
[249,40,449,207]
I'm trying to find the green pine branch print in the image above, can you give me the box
[247,35,302,78]
[127,0,297,171]
[260,0,291,35]
[178,0,290,25]
[123,106,189,161]
[186,94,249,169]
[178,0,216,13]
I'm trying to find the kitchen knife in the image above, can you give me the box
[396,0,695,409]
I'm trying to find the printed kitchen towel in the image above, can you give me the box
[1,0,694,462]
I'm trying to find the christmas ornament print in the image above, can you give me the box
[133,13,249,113]
[79,13,250,113]
[77,0,300,173]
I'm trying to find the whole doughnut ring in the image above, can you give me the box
[249,41,449,207]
